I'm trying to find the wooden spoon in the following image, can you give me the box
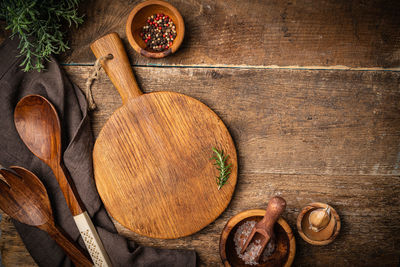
[14,95,112,267]
[240,196,287,263]
[0,166,93,267]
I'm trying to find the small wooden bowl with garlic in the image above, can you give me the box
[297,203,341,245]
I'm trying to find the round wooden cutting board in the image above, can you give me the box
[91,33,237,239]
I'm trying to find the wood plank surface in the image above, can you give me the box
[70,66,400,176]
[0,215,36,267]
[2,172,399,266]
[67,66,400,266]
[1,66,400,266]
[1,0,400,265]
[63,0,400,68]
[115,173,400,267]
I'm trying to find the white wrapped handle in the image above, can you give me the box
[74,211,113,267]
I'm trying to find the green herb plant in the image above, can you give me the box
[0,0,83,72]
[211,147,232,190]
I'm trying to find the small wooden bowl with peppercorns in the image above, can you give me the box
[126,0,184,58]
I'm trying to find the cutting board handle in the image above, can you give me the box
[91,32,142,104]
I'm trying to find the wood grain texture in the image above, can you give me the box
[62,0,400,67]
[70,66,400,176]
[0,167,92,267]
[0,214,37,267]
[93,90,238,239]
[14,95,85,217]
[1,66,400,265]
[91,33,237,239]
[2,172,399,266]
[63,66,399,266]
[14,95,112,266]
[91,33,143,104]
[1,0,400,264]
[116,173,400,267]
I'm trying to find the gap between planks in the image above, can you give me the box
[62,63,400,72]
[240,171,400,177]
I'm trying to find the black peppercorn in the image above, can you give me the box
[141,13,177,52]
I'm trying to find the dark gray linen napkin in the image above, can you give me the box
[0,37,196,267]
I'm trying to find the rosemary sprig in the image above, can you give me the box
[211,147,232,190]
[0,0,83,72]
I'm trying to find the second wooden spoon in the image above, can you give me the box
[0,166,93,267]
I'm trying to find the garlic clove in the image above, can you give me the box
[308,206,331,232]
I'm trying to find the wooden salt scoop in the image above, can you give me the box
[240,196,286,262]
[14,95,112,266]
[0,166,93,267]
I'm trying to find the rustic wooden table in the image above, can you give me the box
[1,0,400,266]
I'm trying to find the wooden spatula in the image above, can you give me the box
[0,166,93,267]
[240,196,287,262]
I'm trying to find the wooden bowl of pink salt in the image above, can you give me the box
[219,209,296,267]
